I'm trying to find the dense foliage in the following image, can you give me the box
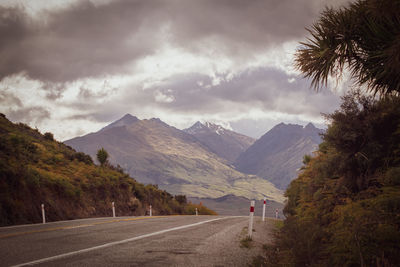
[265,1,400,265]
[295,0,400,95]
[0,114,215,226]
[275,92,400,266]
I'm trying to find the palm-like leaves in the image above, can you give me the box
[295,0,400,96]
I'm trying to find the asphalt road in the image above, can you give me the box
[0,215,263,266]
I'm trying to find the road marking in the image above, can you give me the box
[0,216,167,239]
[61,224,94,230]
[11,217,231,266]
[0,217,112,230]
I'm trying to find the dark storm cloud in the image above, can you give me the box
[141,68,340,118]
[0,0,349,83]
[0,1,166,82]
[170,0,315,55]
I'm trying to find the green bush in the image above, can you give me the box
[44,132,54,141]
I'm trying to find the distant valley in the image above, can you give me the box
[188,194,284,217]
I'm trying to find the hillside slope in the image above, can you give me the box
[184,121,255,163]
[0,114,214,226]
[235,122,323,189]
[65,114,283,202]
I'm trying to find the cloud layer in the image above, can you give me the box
[0,0,348,82]
[0,0,349,140]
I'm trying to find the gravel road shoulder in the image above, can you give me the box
[186,216,277,266]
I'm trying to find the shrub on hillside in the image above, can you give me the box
[44,132,54,141]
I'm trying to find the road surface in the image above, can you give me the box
[0,215,273,266]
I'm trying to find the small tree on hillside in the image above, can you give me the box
[96,147,109,166]
[44,132,54,141]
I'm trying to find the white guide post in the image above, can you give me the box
[149,205,152,217]
[275,208,278,219]
[262,197,266,222]
[195,207,198,216]
[41,204,46,224]
[112,202,116,218]
[248,200,255,238]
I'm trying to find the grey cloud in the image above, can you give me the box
[0,89,51,126]
[170,0,316,55]
[61,99,132,125]
[0,6,33,79]
[0,0,350,83]
[0,90,23,107]
[46,67,340,133]
[0,1,166,82]
[64,112,112,123]
[40,82,66,100]
[78,81,118,100]
[79,86,104,99]
[134,67,340,118]
[7,106,50,124]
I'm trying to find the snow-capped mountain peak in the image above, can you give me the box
[204,122,225,135]
[185,121,206,134]
[185,121,227,135]
[183,121,255,163]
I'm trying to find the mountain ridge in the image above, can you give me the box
[183,121,255,163]
[235,122,323,189]
[100,114,139,132]
[65,115,284,203]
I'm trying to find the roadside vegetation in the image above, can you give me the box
[279,92,400,266]
[0,114,215,226]
[256,0,400,266]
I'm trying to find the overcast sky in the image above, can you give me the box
[0,0,351,140]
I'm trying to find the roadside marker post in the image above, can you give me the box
[248,200,255,238]
[41,204,46,224]
[112,202,116,218]
[262,197,266,222]
[195,208,198,216]
[275,208,278,219]
[149,205,152,217]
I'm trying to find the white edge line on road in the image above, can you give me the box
[0,217,117,230]
[11,216,240,267]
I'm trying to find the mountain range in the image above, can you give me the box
[65,114,284,203]
[65,114,323,203]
